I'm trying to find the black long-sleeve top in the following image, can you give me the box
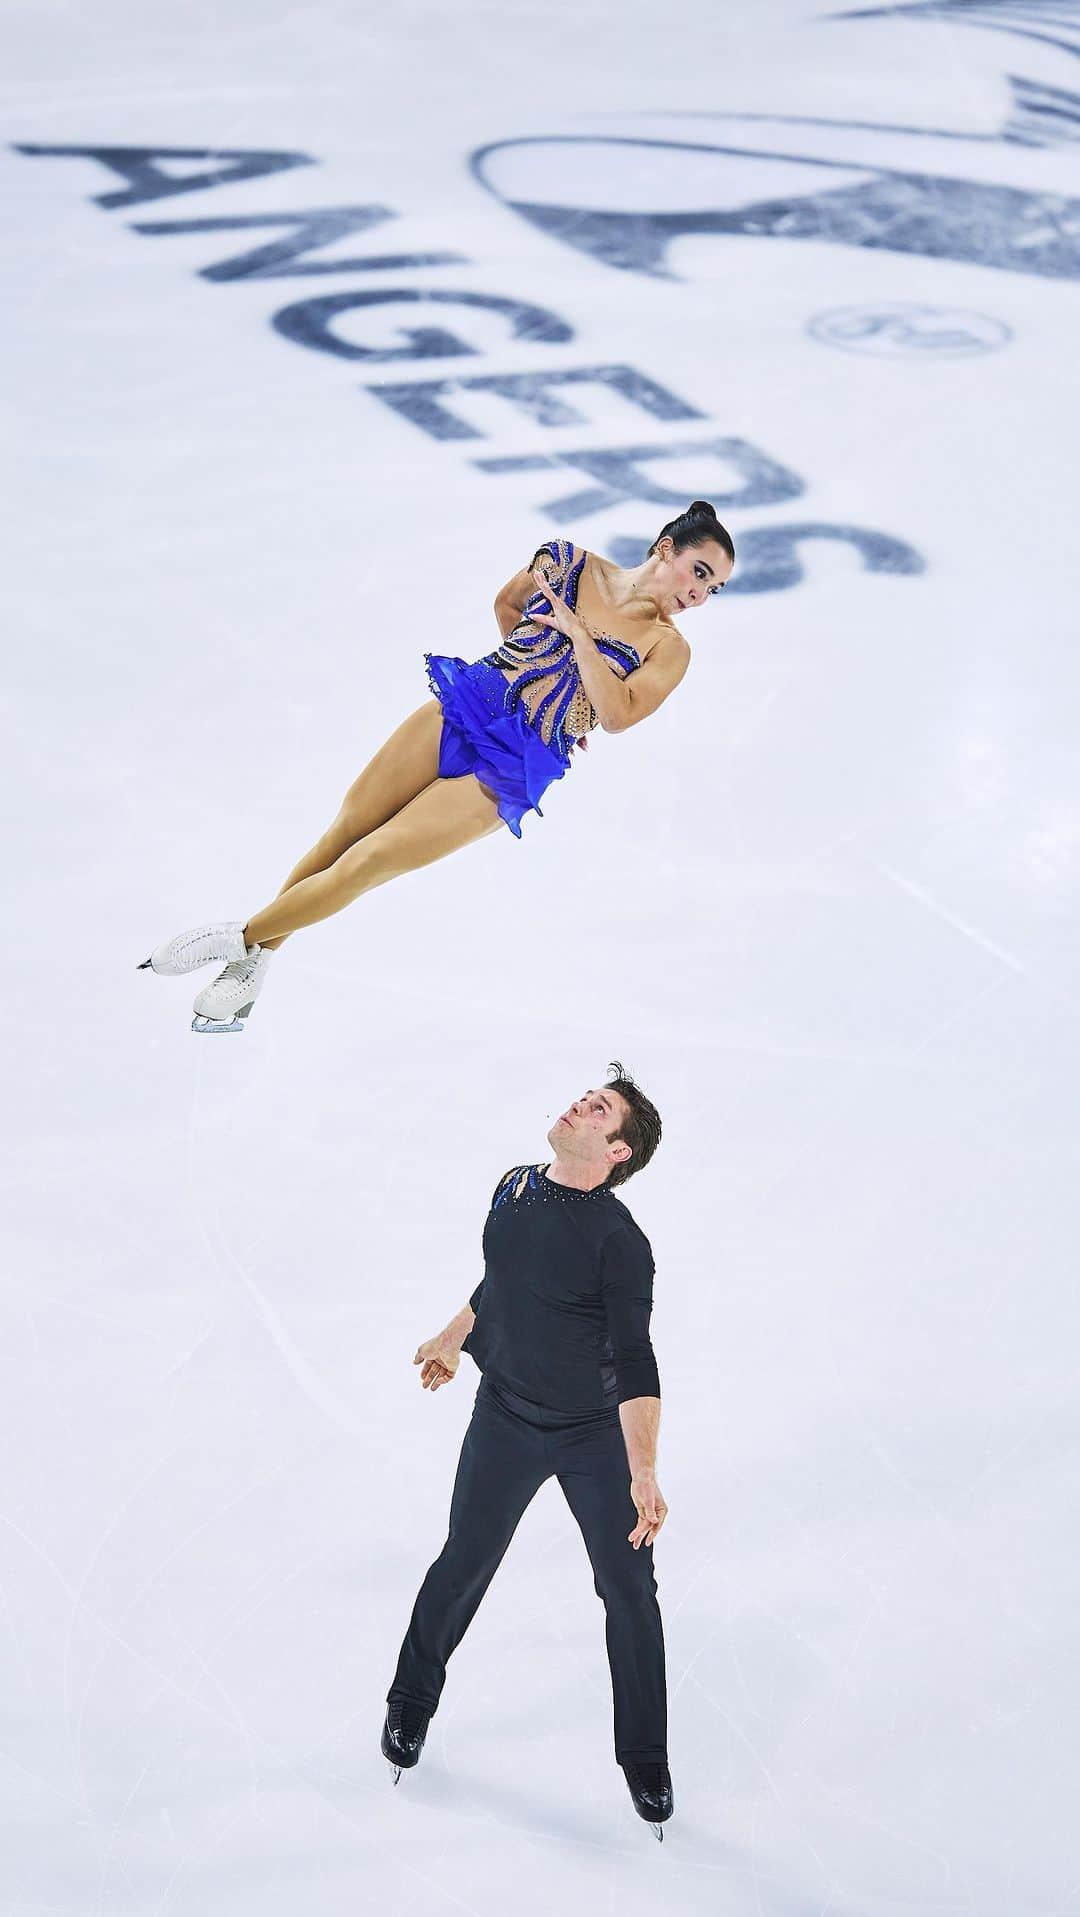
[460,1163,660,1410]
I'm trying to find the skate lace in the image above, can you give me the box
[390,1702,426,1739]
[631,1763,667,1796]
[222,954,259,983]
[180,928,234,958]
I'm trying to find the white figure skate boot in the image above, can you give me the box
[138,922,250,977]
[191,945,272,1033]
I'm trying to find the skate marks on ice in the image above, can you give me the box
[831,0,1080,71]
[183,1043,374,1445]
[12,139,924,603]
[469,81,1080,288]
[307,1674,823,1889]
[316,1735,832,1900]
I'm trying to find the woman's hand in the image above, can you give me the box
[531,567,584,642]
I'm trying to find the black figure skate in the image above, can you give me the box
[381,1702,430,1785]
[621,1760,674,1841]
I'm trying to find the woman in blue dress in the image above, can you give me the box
[140,500,735,1028]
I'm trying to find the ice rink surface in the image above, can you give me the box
[3,0,1080,1909]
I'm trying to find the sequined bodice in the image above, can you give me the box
[480,539,641,760]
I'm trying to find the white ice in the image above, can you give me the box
[3,1,1080,1911]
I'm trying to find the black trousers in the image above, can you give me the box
[387,1373,667,1764]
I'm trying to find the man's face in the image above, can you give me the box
[548,1086,631,1175]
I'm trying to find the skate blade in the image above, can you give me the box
[192,1004,253,1035]
[651,1824,664,1843]
[392,1766,402,1787]
[137,957,154,971]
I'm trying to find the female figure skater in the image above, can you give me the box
[139,499,734,1029]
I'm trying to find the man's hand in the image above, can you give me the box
[413,1333,461,1392]
[628,1472,668,1549]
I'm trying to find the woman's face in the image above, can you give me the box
[657,536,734,615]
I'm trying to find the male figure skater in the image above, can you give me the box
[381,1062,673,1838]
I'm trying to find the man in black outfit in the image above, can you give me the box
[381,1062,673,1837]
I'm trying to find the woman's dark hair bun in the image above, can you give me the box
[646,499,735,566]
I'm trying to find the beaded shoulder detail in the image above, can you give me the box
[491,1165,536,1210]
[480,539,642,762]
[533,538,584,603]
[491,1163,613,1209]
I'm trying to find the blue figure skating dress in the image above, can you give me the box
[424,538,641,838]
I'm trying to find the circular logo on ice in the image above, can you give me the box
[808,304,1012,358]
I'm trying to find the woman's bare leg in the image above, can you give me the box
[243,773,504,947]
[257,700,444,950]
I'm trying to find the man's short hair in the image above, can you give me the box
[603,1060,661,1188]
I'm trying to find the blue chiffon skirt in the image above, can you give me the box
[424,653,571,839]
